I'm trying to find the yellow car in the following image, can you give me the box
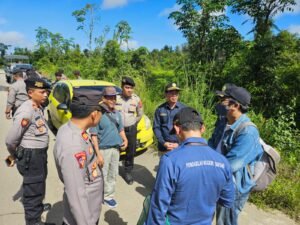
[47,80,154,155]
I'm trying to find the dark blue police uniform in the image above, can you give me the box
[153,102,185,151]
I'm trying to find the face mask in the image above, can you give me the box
[215,103,228,116]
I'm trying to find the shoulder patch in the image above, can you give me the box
[21,118,30,127]
[81,131,89,142]
[74,151,87,169]
[138,100,143,108]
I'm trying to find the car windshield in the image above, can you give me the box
[73,85,122,94]
[14,64,33,70]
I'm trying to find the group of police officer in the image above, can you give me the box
[5,73,143,225]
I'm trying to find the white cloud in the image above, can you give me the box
[210,7,228,17]
[120,39,138,50]
[0,17,7,25]
[102,0,128,9]
[275,0,300,18]
[288,24,300,34]
[0,31,33,49]
[159,4,181,17]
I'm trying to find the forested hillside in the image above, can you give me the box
[1,1,299,221]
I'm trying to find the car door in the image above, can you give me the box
[49,83,72,128]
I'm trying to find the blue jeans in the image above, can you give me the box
[216,189,250,225]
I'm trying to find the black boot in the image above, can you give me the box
[124,172,133,185]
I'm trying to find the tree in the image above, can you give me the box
[72,3,100,50]
[113,20,132,49]
[103,40,122,68]
[0,43,10,58]
[35,27,50,48]
[169,0,237,64]
[229,0,296,40]
[94,25,110,52]
[130,47,149,70]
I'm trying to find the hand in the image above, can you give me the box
[164,142,173,151]
[96,154,104,168]
[171,143,179,149]
[164,142,178,151]
[5,112,11,119]
[120,140,128,151]
[6,155,15,167]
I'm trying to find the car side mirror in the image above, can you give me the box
[57,103,68,114]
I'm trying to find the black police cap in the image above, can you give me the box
[25,77,51,90]
[165,82,181,92]
[170,107,203,134]
[71,89,103,110]
[121,76,135,87]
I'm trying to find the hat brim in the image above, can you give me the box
[216,90,227,97]
[166,87,181,92]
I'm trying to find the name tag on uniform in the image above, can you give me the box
[160,113,167,116]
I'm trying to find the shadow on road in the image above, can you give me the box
[46,201,63,224]
[119,163,156,197]
[104,210,128,225]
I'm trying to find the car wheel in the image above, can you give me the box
[47,110,57,135]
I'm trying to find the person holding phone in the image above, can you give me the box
[5,77,54,225]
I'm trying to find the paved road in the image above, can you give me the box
[0,69,298,225]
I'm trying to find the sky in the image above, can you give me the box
[0,0,300,52]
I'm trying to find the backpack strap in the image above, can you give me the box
[105,112,120,130]
[233,121,257,139]
[232,121,257,178]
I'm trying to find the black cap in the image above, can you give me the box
[165,82,181,92]
[25,77,51,90]
[216,85,251,107]
[121,76,135,87]
[170,107,203,134]
[216,83,237,97]
[71,89,103,110]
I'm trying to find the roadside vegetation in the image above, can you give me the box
[1,1,299,221]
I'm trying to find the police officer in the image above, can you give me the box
[53,89,104,225]
[153,82,186,154]
[5,77,53,225]
[116,76,143,184]
[5,68,29,119]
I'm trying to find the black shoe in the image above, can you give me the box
[43,203,52,212]
[124,172,133,185]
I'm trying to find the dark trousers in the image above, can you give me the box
[124,124,137,172]
[16,147,48,225]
